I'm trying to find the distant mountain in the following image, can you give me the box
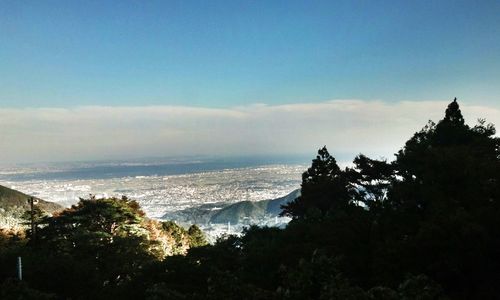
[160,189,300,226]
[0,184,62,213]
[210,189,300,224]
[161,201,228,225]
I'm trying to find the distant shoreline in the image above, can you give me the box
[0,155,312,182]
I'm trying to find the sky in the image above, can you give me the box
[0,1,499,163]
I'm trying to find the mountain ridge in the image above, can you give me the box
[0,184,62,213]
[209,189,300,224]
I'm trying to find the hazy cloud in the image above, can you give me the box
[1,100,499,163]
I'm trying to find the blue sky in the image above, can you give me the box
[1,0,499,108]
[1,1,499,163]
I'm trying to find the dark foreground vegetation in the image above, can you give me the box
[1,99,499,299]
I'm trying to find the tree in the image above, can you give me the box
[376,98,500,297]
[188,225,208,248]
[391,98,499,213]
[26,197,160,298]
[281,146,351,218]
[347,154,394,206]
[21,206,49,241]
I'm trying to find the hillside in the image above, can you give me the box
[161,189,301,226]
[210,189,300,224]
[0,184,62,213]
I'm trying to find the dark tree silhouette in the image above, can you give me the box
[392,98,499,213]
[443,97,464,124]
[281,146,350,218]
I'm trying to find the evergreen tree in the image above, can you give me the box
[347,154,393,206]
[26,197,159,298]
[376,98,500,298]
[281,146,350,218]
[188,224,208,248]
[391,98,499,213]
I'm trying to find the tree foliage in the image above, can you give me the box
[281,146,351,218]
[2,197,207,298]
